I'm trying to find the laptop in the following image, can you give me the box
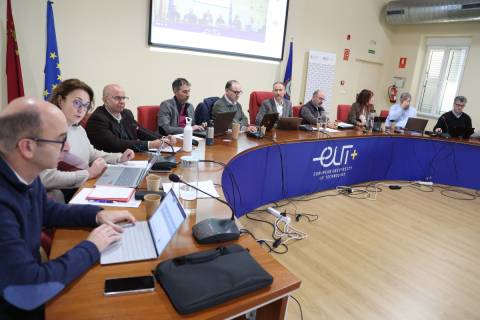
[100,190,187,265]
[258,112,279,130]
[277,117,302,130]
[247,113,279,138]
[193,111,236,138]
[448,127,475,139]
[404,117,428,133]
[373,116,386,132]
[95,153,158,188]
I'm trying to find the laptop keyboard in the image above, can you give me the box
[116,167,142,186]
[100,221,157,264]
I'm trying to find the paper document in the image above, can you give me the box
[69,188,141,208]
[162,180,219,198]
[87,186,135,202]
[313,127,340,133]
[149,146,181,153]
[173,134,204,141]
[112,160,148,168]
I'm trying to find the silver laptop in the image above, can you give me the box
[100,190,187,265]
[95,153,158,188]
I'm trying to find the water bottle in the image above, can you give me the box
[179,155,198,215]
[183,117,193,152]
[368,110,376,131]
[206,120,214,145]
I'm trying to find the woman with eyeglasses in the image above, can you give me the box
[347,89,375,127]
[40,78,135,202]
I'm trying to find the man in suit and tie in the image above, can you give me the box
[86,84,170,153]
[255,81,293,126]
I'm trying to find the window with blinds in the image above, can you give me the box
[417,38,469,116]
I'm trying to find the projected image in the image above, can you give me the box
[149,0,289,60]
[153,0,268,42]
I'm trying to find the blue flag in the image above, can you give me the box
[43,1,61,100]
[283,41,293,100]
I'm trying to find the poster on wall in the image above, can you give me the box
[304,50,336,113]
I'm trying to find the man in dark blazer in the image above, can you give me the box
[86,84,166,152]
[255,81,292,125]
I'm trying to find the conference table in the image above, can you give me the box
[46,128,480,319]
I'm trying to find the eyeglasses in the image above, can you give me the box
[27,135,67,151]
[454,103,465,108]
[111,96,129,102]
[72,98,92,111]
[229,89,243,95]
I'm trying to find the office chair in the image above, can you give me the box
[194,96,219,125]
[248,91,275,124]
[337,104,352,122]
[137,105,161,132]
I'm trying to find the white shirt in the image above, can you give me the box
[274,98,284,117]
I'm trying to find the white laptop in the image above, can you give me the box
[95,153,158,188]
[100,189,187,265]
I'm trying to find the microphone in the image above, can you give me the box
[168,174,240,244]
[440,115,451,138]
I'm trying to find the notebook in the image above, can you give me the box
[100,190,187,265]
[95,153,158,188]
[276,117,302,130]
[193,111,236,138]
[404,117,428,133]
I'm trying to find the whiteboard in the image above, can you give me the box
[303,50,336,114]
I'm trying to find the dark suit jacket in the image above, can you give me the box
[85,105,160,152]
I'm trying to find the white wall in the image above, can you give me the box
[1,0,395,117]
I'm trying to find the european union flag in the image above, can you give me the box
[283,41,293,100]
[43,1,61,100]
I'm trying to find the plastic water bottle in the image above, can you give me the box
[179,155,199,215]
[206,120,214,146]
[183,117,193,152]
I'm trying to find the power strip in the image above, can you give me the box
[416,180,433,186]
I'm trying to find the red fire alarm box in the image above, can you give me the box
[399,57,407,68]
[343,49,350,61]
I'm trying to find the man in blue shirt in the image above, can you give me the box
[385,92,417,130]
[0,97,135,319]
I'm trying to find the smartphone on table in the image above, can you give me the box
[104,275,155,296]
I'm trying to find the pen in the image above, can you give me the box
[88,199,114,204]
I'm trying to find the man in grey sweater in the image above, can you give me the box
[157,78,204,135]
[211,80,256,132]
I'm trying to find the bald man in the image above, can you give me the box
[300,89,326,125]
[0,98,135,319]
[86,84,170,152]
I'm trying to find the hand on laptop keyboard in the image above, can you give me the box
[87,224,122,252]
[88,158,107,179]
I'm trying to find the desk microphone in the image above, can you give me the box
[440,116,451,138]
[168,174,240,244]
[441,115,449,133]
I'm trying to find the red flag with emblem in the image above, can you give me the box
[6,0,25,102]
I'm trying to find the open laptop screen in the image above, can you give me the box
[149,190,187,255]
